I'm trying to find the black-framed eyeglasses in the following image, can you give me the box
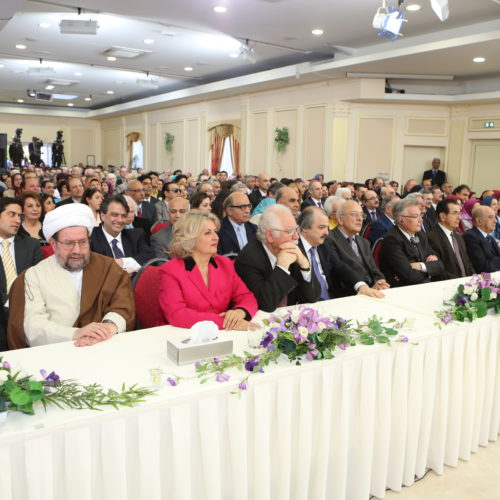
[169,188,181,193]
[230,204,252,210]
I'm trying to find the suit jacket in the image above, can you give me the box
[90,225,155,266]
[235,238,321,312]
[150,223,174,259]
[137,200,156,223]
[145,196,160,206]
[132,216,152,243]
[428,225,475,279]
[249,190,265,210]
[422,169,446,186]
[424,206,437,228]
[362,206,384,227]
[369,213,394,245]
[300,197,327,212]
[217,216,257,256]
[158,255,258,329]
[155,201,169,223]
[301,237,362,298]
[463,226,500,273]
[328,228,385,292]
[57,197,76,206]
[379,226,444,287]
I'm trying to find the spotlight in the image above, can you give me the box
[27,89,36,98]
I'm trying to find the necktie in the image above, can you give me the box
[451,233,466,277]
[235,225,245,250]
[1,240,16,292]
[487,235,499,256]
[137,204,143,218]
[309,247,330,300]
[349,236,362,260]
[410,236,423,262]
[370,210,377,221]
[111,239,125,259]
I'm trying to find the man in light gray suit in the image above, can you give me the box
[328,199,389,296]
[150,197,189,258]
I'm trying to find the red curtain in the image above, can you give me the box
[210,135,224,175]
[229,136,240,176]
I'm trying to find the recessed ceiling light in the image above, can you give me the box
[16,44,26,50]
[184,66,193,71]
[38,22,51,28]
[312,28,324,36]
[45,85,55,90]
[84,96,92,101]
[229,53,239,58]
[67,103,74,107]
[144,38,155,44]
[473,57,486,63]
[74,72,82,76]
[107,56,117,61]
[406,4,421,11]
[213,6,227,13]
[106,90,114,94]
[0,64,4,68]
[17,99,24,103]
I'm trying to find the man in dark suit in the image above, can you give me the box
[57,177,84,206]
[150,197,189,258]
[463,205,500,273]
[369,196,397,245]
[422,158,446,187]
[329,200,389,295]
[0,197,43,350]
[217,192,257,256]
[428,199,475,279]
[298,206,384,299]
[235,204,320,312]
[361,190,383,227]
[379,197,444,287]
[138,174,160,206]
[300,180,326,211]
[249,172,271,209]
[90,194,154,274]
[125,180,156,223]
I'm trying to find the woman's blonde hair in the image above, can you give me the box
[170,210,220,259]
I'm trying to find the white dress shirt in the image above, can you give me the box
[102,228,141,272]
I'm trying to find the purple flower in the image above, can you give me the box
[245,356,260,372]
[2,361,10,370]
[441,312,453,324]
[336,317,346,327]
[213,358,221,366]
[194,361,201,368]
[338,343,349,350]
[167,377,177,386]
[456,296,468,306]
[400,335,409,343]
[260,331,275,348]
[238,381,247,391]
[40,369,60,383]
[215,372,230,383]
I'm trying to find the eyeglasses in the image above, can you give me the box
[271,226,299,236]
[168,188,180,193]
[347,211,367,219]
[5,211,25,221]
[169,209,188,214]
[400,214,422,220]
[128,188,144,193]
[56,239,89,249]
[230,204,252,210]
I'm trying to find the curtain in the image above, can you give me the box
[126,132,141,167]
[208,124,240,175]
[210,135,224,175]
[229,135,240,176]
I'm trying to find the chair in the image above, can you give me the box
[133,258,169,329]
[371,238,383,268]
[222,252,238,260]
[41,245,55,259]
[151,221,170,235]
[361,223,372,241]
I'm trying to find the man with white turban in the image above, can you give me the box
[7,204,135,348]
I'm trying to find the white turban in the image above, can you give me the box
[43,203,94,240]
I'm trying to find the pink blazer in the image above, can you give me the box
[158,255,258,329]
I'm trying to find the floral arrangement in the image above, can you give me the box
[0,357,155,416]
[162,306,411,393]
[274,127,289,152]
[164,132,175,152]
[436,273,500,325]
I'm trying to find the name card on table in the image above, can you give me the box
[167,321,233,365]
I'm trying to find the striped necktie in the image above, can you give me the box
[1,240,17,292]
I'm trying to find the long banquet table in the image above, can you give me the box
[1,277,500,500]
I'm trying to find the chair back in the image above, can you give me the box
[133,258,168,329]
[361,223,372,241]
[41,245,55,259]
[151,222,170,235]
[372,238,383,267]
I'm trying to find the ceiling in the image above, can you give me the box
[0,0,499,114]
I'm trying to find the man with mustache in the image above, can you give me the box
[7,204,135,349]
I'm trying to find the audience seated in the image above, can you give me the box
[58,177,84,205]
[368,196,397,245]
[126,180,157,222]
[379,198,444,287]
[463,206,500,273]
[249,173,271,209]
[157,211,257,329]
[301,180,326,211]
[275,186,301,217]
[8,203,135,348]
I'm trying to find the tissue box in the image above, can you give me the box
[167,336,234,365]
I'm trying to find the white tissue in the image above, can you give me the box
[188,321,218,344]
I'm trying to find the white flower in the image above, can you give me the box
[491,292,497,299]
[291,309,301,323]
[472,285,478,293]
[0,371,8,383]
[470,292,478,301]
[463,285,473,295]
[317,321,325,330]
[298,326,308,337]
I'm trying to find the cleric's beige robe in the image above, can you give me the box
[8,252,135,349]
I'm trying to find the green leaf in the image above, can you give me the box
[384,328,398,336]
[375,336,390,343]
[9,387,30,406]
[360,338,375,345]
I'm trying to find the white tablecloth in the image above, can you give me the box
[0,288,499,500]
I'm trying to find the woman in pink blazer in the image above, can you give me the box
[158,211,258,330]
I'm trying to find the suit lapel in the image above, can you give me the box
[187,263,217,307]
[14,235,27,274]
[224,218,240,251]
[121,230,133,257]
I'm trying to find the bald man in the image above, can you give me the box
[126,180,157,222]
